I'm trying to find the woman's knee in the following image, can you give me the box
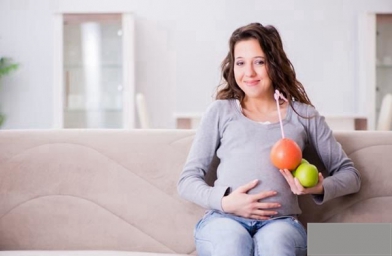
[196,216,251,241]
[195,214,253,256]
[254,218,307,255]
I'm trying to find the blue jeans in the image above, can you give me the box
[194,210,307,256]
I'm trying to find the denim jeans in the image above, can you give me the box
[194,210,307,256]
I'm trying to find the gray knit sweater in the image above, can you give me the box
[177,99,361,216]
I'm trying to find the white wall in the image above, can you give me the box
[0,0,392,129]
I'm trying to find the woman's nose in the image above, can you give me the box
[245,64,256,77]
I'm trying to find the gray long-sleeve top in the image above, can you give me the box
[177,99,361,216]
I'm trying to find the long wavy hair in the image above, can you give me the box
[216,23,313,109]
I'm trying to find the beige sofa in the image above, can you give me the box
[0,130,391,255]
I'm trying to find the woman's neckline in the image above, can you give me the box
[233,99,292,127]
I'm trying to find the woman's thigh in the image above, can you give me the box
[253,216,307,256]
[194,210,254,256]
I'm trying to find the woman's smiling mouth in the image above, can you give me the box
[244,80,260,86]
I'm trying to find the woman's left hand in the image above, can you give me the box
[279,169,324,195]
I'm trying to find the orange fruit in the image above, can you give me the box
[270,138,302,170]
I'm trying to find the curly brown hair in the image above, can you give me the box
[216,22,313,108]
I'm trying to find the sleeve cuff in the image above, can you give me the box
[208,186,230,211]
[312,177,335,205]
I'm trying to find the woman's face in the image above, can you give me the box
[233,38,273,99]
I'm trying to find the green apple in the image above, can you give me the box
[300,158,309,164]
[293,163,319,188]
[292,159,309,176]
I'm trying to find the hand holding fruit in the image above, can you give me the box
[292,159,319,187]
[279,159,324,195]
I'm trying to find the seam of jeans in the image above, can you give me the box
[253,236,260,256]
[195,210,216,232]
[195,238,214,256]
[289,217,307,249]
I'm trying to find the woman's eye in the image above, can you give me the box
[255,60,265,65]
[236,61,244,66]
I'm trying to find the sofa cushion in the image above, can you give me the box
[298,131,392,227]
[0,130,200,254]
[1,130,392,254]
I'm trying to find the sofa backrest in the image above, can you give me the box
[0,130,201,254]
[0,130,391,254]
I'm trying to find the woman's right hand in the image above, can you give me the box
[221,179,281,220]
